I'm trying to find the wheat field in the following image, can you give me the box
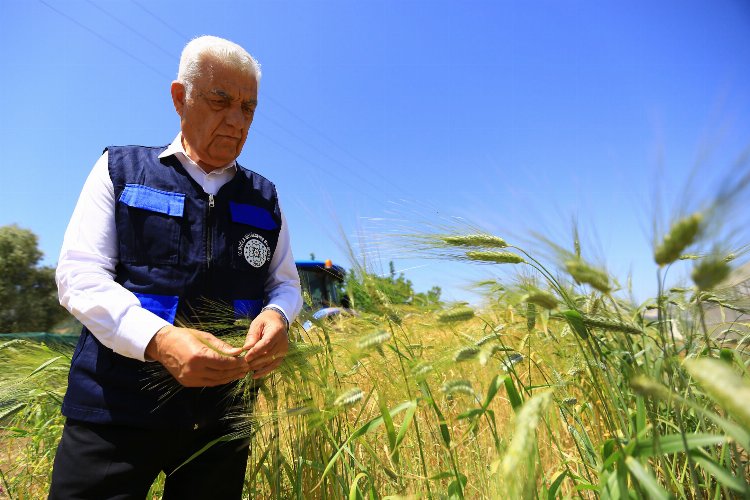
[2,207,750,498]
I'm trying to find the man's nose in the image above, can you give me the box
[225,104,245,128]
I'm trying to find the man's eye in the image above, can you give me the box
[242,105,256,115]
[208,99,227,107]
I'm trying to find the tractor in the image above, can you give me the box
[295,259,351,330]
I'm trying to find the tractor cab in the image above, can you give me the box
[295,259,350,329]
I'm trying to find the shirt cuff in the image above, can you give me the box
[262,304,290,329]
[115,306,171,361]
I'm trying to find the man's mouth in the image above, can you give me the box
[217,135,240,141]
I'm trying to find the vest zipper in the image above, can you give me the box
[206,194,215,268]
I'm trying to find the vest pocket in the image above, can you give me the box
[233,299,263,319]
[134,293,179,324]
[70,327,91,368]
[117,184,185,265]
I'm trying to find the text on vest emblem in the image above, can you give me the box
[238,233,271,268]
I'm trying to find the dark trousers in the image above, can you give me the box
[48,419,250,500]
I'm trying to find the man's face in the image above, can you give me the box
[171,60,258,170]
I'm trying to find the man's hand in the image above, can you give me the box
[146,325,250,387]
[243,309,289,379]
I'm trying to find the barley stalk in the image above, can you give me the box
[523,290,558,310]
[411,361,433,379]
[356,330,392,350]
[441,234,508,248]
[654,212,703,266]
[475,326,505,346]
[333,387,365,408]
[453,346,480,362]
[685,358,750,429]
[479,343,513,365]
[441,379,475,397]
[565,259,611,293]
[466,250,525,264]
[581,316,643,335]
[691,256,731,290]
[498,390,553,497]
[438,306,475,322]
[630,376,672,399]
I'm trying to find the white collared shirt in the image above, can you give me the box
[56,134,302,361]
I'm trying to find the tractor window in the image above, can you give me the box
[298,267,344,309]
[299,269,325,308]
[325,276,340,305]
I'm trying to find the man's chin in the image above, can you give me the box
[206,149,240,167]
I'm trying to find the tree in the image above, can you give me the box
[345,261,442,313]
[0,225,67,332]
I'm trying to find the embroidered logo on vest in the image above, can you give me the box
[238,233,271,268]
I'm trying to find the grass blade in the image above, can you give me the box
[631,376,750,447]
[377,389,397,457]
[27,355,63,377]
[349,472,368,500]
[483,375,505,410]
[419,381,451,448]
[547,471,567,500]
[692,453,750,495]
[561,310,589,339]
[392,402,418,462]
[632,433,727,458]
[319,400,416,484]
[504,376,523,412]
[624,457,670,500]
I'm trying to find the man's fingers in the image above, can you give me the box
[176,361,245,385]
[200,354,251,374]
[155,326,254,387]
[246,350,285,371]
[242,318,267,351]
[243,331,274,362]
[251,358,284,379]
[193,333,250,367]
[244,325,288,359]
[245,334,280,359]
[192,330,245,357]
[242,330,261,351]
[243,310,288,357]
[184,364,250,387]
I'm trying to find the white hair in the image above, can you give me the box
[177,35,261,97]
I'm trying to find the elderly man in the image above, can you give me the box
[49,36,302,499]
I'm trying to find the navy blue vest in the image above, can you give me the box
[62,145,281,429]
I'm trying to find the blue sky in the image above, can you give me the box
[1,0,749,304]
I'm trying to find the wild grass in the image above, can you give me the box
[2,178,750,498]
[0,341,68,499]
[3,265,749,499]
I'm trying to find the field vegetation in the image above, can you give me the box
[1,178,750,498]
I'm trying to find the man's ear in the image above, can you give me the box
[171,81,186,116]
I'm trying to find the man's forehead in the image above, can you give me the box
[196,60,257,89]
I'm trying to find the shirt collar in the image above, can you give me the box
[158,132,237,175]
